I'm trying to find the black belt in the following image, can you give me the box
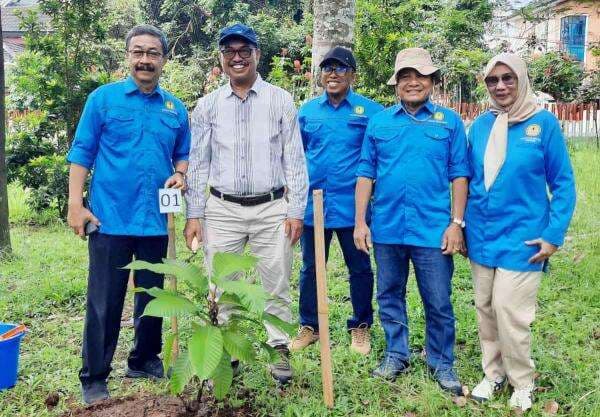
[210,186,285,206]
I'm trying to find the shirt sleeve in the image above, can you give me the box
[281,94,308,220]
[540,118,576,246]
[173,105,191,163]
[67,91,102,169]
[184,98,212,219]
[356,122,377,179]
[448,114,470,181]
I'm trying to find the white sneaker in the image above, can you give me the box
[509,384,534,411]
[472,376,507,402]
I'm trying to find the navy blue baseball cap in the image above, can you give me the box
[320,46,356,70]
[219,23,259,47]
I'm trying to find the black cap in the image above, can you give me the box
[219,23,259,47]
[319,46,356,70]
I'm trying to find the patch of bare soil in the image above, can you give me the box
[59,394,256,417]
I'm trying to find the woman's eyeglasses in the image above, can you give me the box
[484,74,516,88]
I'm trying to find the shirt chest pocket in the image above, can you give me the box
[346,118,368,148]
[155,114,181,148]
[103,111,136,143]
[303,122,325,151]
[423,127,450,160]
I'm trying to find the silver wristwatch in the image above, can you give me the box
[451,217,466,228]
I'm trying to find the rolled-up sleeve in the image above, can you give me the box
[185,99,212,219]
[281,95,308,220]
[448,114,470,181]
[541,118,576,246]
[356,124,377,179]
[67,91,102,169]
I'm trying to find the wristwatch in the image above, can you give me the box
[451,217,466,228]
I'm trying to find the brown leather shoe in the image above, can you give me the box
[288,326,319,351]
[350,323,371,355]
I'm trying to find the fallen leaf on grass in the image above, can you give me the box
[45,392,59,409]
[462,385,470,397]
[573,253,585,263]
[544,400,560,414]
[592,328,600,340]
[533,372,541,380]
[452,396,467,407]
[535,386,551,393]
[403,412,417,417]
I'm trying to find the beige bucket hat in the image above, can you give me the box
[387,47,440,85]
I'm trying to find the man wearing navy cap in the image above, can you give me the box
[184,23,308,385]
[289,46,383,355]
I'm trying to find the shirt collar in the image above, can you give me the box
[318,87,356,108]
[124,76,165,101]
[224,73,264,98]
[394,99,435,116]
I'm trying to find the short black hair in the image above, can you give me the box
[125,24,168,55]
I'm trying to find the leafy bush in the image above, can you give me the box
[528,51,584,102]
[578,70,600,103]
[127,252,295,401]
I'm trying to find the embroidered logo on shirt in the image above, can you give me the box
[165,100,175,110]
[433,111,444,121]
[354,105,365,115]
[526,124,541,137]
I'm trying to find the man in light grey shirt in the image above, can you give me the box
[183,23,308,385]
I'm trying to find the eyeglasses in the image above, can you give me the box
[322,65,350,75]
[484,74,516,88]
[220,46,255,59]
[128,49,163,61]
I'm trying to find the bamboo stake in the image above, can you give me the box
[312,189,334,409]
[167,213,179,361]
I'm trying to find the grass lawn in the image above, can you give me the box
[0,143,598,417]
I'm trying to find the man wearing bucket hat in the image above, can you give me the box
[289,46,383,355]
[183,23,308,385]
[354,48,470,395]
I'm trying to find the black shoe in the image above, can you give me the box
[429,367,463,396]
[81,380,109,405]
[372,355,410,381]
[268,345,293,385]
[126,358,164,379]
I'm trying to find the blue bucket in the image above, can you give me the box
[0,323,26,390]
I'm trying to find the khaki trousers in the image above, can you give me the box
[203,195,293,347]
[470,261,542,389]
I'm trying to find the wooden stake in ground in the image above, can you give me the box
[312,189,334,408]
[166,213,179,361]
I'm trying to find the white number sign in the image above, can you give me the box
[158,188,183,214]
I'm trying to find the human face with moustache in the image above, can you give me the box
[127,34,166,94]
[220,38,261,93]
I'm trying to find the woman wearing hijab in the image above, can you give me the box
[465,53,576,411]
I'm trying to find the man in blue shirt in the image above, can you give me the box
[354,48,469,395]
[66,25,190,404]
[289,47,383,355]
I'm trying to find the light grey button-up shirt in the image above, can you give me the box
[185,75,308,220]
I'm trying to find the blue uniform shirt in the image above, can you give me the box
[67,77,191,236]
[357,100,470,247]
[465,109,576,272]
[299,89,384,228]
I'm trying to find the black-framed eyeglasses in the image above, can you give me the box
[322,64,350,75]
[220,46,255,59]
[484,74,516,88]
[128,49,163,61]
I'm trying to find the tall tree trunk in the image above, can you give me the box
[311,0,355,95]
[0,8,12,256]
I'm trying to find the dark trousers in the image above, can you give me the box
[299,226,374,331]
[374,243,456,371]
[79,233,168,385]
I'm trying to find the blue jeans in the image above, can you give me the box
[374,243,455,371]
[299,226,374,331]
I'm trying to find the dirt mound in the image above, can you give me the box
[59,394,255,417]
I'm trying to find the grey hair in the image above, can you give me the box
[125,24,168,55]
